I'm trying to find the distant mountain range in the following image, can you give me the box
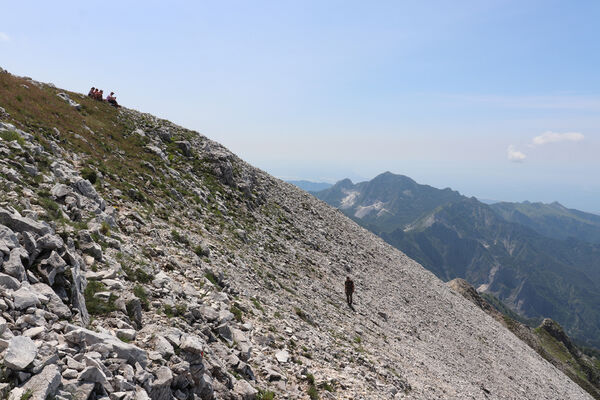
[314,172,600,347]
[286,180,333,192]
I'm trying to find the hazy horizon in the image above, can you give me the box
[2,1,599,214]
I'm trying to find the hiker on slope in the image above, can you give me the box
[345,276,354,307]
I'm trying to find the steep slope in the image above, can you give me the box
[491,201,600,244]
[316,173,600,348]
[314,172,463,233]
[0,69,593,399]
[448,278,600,399]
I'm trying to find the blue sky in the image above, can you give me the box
[1,1,599,212]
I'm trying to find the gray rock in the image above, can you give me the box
[0,272,21,290]
[72,383,95,400]
[56,92,81,110]
[12,286,40,310]
[13,364,61,400]
[21,232,38,262]
[232,379,258,400]
[0,208,51,236]
[144,145,167,161]
[216,307,233,322]
[216,324,233,345]
[32,283,71,319]
[64,325,148,367]
[116,329,136,341]
[3,247,27,281]
[62,368,78,379]
[275,349,290,363]
[36,234,64,251]
[51,183,72,199]
[153,336,174,358]
[37,250,67,285]
[0,224,19,253]
[149,366,173,400]
[196,373,214,399]
[23,327,44,338]
[180,335,204,355]
[175,141,192,157]
[4,336,37,370]
[79,240,103,261]
[152,272,170,288]
[0,383,9,399]
[65,250,89,325]
[79,366,107,383]
[191,305,218,322]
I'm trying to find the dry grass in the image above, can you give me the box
[0,73,162,201]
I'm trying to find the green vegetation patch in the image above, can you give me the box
[84,281,117,315]
[133,284,150,310]
[230,304,244,323]
[256,390,275,400]
[163,303,187,318]
[0,129,25,146]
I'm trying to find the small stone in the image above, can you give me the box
[62,368,78,379]
[116,329,136,341]
[23,326,45,338]
[275,349,290,363]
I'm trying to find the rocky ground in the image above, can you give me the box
[448,278,600,399]
[0,69,594,399]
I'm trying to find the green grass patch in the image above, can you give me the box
[84,281,117,315]
[307,385,319,400]
[133,284,150,311]
[20,389,33,400]
[256,390,275,400]
[81,167,97,184]
[252,297,265,312]
[123,264,153,284]
[163,303,187,318]
[100,221,110,235]
[171,229,189,245]
[36,196,64,222]
[204,271,220,287]
[230,304,244,323]
[0,129,26,146]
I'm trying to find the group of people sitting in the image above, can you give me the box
[88,87,120,108]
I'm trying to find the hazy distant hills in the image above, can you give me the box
[314,172,600,347]
[490,201,600,244]
[287,180,332,192]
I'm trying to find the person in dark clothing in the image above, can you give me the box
[345,276,354,306]
[88,87,95,97]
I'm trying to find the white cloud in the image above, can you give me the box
[531,131,584,146]
[0,32,9,42]
[507,145,526,162]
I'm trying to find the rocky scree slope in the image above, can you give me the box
[315,173,600,349]
[448,278,600,399]
[0,70,593,399]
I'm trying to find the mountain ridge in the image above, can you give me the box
[0,69,593,399]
